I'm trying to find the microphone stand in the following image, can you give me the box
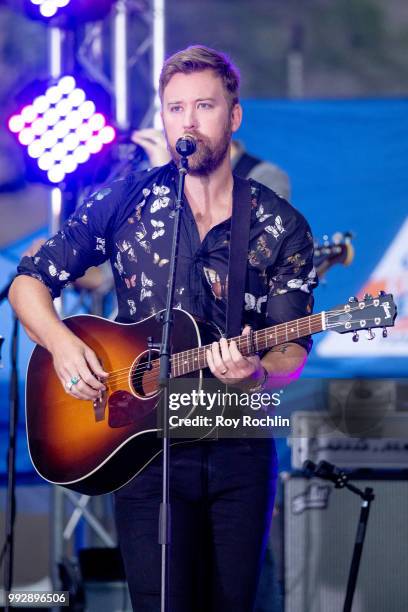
[157,153,190,612]
[343,485,374,612]
[303,460,375,612]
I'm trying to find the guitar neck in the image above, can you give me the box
[171,312,326,377]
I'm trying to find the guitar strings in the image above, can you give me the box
[108,303,374,385]
[43,306,388,412]
[103,313,325,385]
[48,311,387,407]
[103,309,383,388]
[38,314,327,406]
[103,309,382,387]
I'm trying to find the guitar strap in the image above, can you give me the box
[225,174,252,338]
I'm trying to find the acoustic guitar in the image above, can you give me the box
[26,292,396,495]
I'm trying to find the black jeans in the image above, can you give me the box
[114,438,278,612]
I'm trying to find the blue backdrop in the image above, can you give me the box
[1,98,407,477]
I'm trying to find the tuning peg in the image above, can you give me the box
[323,234,329,246]
[348,296,358,303]
[382,328,388,338]
[378,290,386,297]
[366,328,375,340]
[352,332,359,342]
[364,293,373,300]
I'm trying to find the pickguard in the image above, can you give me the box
[108,390,158,428]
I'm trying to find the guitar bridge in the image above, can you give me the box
[93,392,107,422]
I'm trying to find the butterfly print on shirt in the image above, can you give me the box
[150,184,171,213]
[203,267,228,300]
[244,293,267,313]
[265,215,285,240]
[140,271,154,302]
[151,219,165,240]
[135,222,151,253]
[125,275,137,289]
[153,252,169,267]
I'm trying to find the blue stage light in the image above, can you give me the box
[30,0,71,19]
[8,75,116,184]
[24,0,113,25]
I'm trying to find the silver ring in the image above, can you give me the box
[221,369,228,376]
[65,380,74,391]
[70,375,81,385]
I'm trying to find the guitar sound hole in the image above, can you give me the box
[130,350,159,398]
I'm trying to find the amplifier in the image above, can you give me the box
[283,474,408,612]
[289,411,408,469]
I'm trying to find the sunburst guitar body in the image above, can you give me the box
[26,294,396,495]
[26,309,217,495]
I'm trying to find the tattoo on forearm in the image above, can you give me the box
[271,344,291,354]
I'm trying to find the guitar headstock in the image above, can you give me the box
[327,292,397,340]
[314,231,354,279]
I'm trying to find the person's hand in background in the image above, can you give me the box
[131,128,171,167]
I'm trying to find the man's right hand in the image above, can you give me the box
[9,274,109,401]
[49,328,109,401]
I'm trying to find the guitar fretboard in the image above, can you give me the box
[170,312,325,378]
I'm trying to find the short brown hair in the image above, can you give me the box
[159,45,240,109]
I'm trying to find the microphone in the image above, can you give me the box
[175,134,197,157]
[302,459,348,488]
[302,459,317,478]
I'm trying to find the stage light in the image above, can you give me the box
[32,95,49,114]
[99,126,115,144]
[38,152,54,171]
[24,0,114,26]
[76,123,93,142]
[73,146,90,164]
[78,101,96,120]
[67,88,86,107]
[8,115,25,134]
[44,108,60,127]
[88,113,106,132]
[8,75,116,184]
[87,136,103,154]
[21,106,37,124]
[56,98,72,118]
[64,132,80,151]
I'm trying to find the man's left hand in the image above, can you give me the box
[206,325,266,389]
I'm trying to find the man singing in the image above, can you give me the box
[9,45,316,611]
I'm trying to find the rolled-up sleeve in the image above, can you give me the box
[16,180,125,299]
[265,214,317,354]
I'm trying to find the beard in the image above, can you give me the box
[167,119,232,176]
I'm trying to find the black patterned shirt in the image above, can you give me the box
[16,162,317,353]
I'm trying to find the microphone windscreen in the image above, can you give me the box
[176,134,196,157]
